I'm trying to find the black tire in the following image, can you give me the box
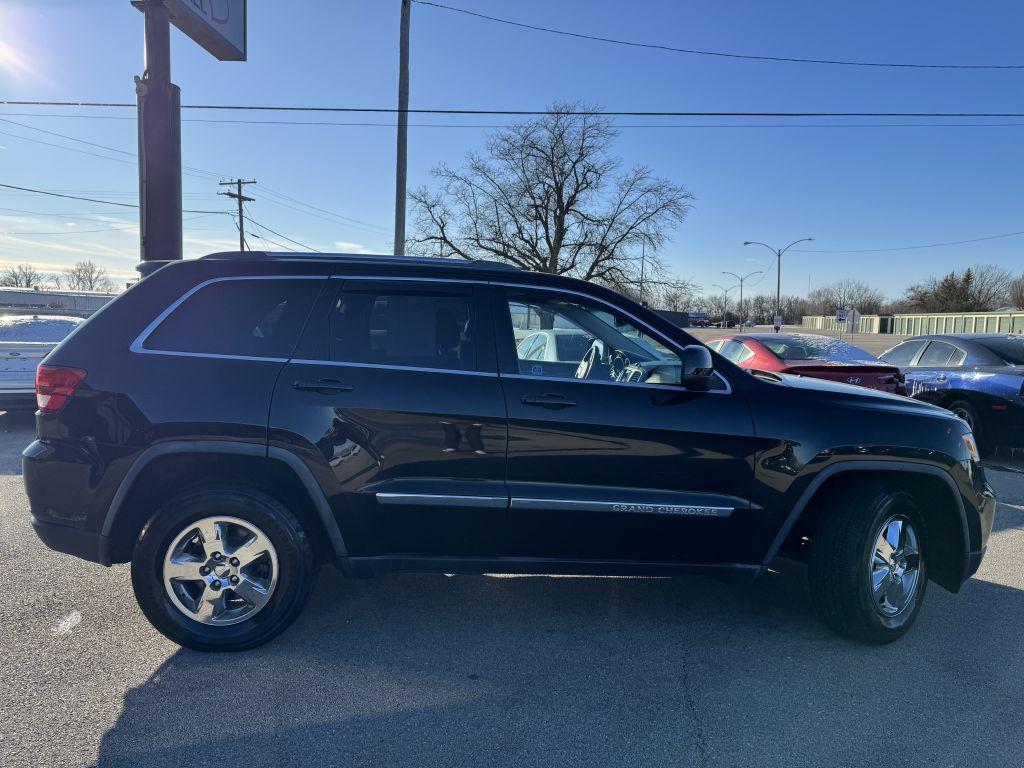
[131,484,318,651]
[948,400,991,456]
[808,484,927,644]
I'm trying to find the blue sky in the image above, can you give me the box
[0,0,1022,296]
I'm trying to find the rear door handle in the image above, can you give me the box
[293,379,354,394]
[522,393,577,409]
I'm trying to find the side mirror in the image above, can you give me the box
[680,345,714,389]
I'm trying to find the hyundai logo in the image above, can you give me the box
[846,376,861,384]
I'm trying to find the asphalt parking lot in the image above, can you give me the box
[2,410,1023,768]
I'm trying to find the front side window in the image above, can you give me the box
[143,278,323,358]
[879,340,927,367]
[505,289,684,386]
[330,284,478,372]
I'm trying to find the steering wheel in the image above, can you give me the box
[610,351,629,380]
[575,340,603,379]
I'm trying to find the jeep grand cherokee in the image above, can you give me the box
[24,252,996,650]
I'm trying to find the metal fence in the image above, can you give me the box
[803,311,1024,335]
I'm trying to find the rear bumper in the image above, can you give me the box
[31,516,109,565]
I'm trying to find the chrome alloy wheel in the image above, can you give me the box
[162,516,279,626]
[870,515,922,618]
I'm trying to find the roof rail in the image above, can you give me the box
[200,251,522,272]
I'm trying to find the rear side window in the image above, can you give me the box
[330,284,479,372]
[915,341,958,367]
[143,278,323,359]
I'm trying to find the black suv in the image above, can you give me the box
[25,253,996,650]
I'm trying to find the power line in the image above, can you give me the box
[0,182,228,214]
[7,111,1024,130]
[795,230,1024,253]
[0,117,224,180]
[5,101,1024,118]
[0,116,389,234]
[242,214,319,252]
[3,225,138,236]
[413,0,1024,70]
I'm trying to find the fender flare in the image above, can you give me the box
[100,440,348,563]
[761,460,970,572]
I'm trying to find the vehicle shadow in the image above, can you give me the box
[95,550,1024,767]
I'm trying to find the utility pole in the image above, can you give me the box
[219,179,257,252]
[743,237,813,331]
[133,0,183,276]
[394,0,412,255]
[722,270,763,324]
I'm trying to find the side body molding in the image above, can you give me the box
[101,440,348,561]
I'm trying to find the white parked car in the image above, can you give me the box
[0,315,84,409]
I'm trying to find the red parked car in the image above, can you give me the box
[706,333,904,394]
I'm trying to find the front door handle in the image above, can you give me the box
[522,393,577,409]
[293,379,354,394]
[935,375,947,383]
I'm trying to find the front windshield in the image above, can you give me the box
[761,335,879,364]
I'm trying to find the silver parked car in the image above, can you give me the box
[0,315,83,409]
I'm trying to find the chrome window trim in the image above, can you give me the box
[130,275,328,361]
[290,359,498,378]
[376,492,508,508]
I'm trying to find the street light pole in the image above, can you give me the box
[742,237,813,330]
[722,270,763,324]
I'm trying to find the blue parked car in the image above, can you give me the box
[879,334,1024,453]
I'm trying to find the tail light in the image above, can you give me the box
[36,365,86,412]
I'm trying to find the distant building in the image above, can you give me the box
[0,287,115,317]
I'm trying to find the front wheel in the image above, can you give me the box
[131,484,318,651]
[808,485,927,644]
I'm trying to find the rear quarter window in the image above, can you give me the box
[141,278,323,359]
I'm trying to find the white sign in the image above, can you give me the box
[835,309,847,323]
[773,315,783,328]
[846,309,861,332]
[165,0,246,61]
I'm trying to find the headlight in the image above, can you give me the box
[962,433,981,464]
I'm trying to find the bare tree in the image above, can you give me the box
[409,103,694,292]
[653,279,702,312]
[905,264,1011,312]
[0,263,45,289]
[64,260,112,292]
[806,279,885,316]
[1010,274,1024,310]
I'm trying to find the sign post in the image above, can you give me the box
[132,0,246,276]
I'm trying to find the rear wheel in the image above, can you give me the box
[948,400,991,456]
[808,484,927,644]
[131,484,318,651]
